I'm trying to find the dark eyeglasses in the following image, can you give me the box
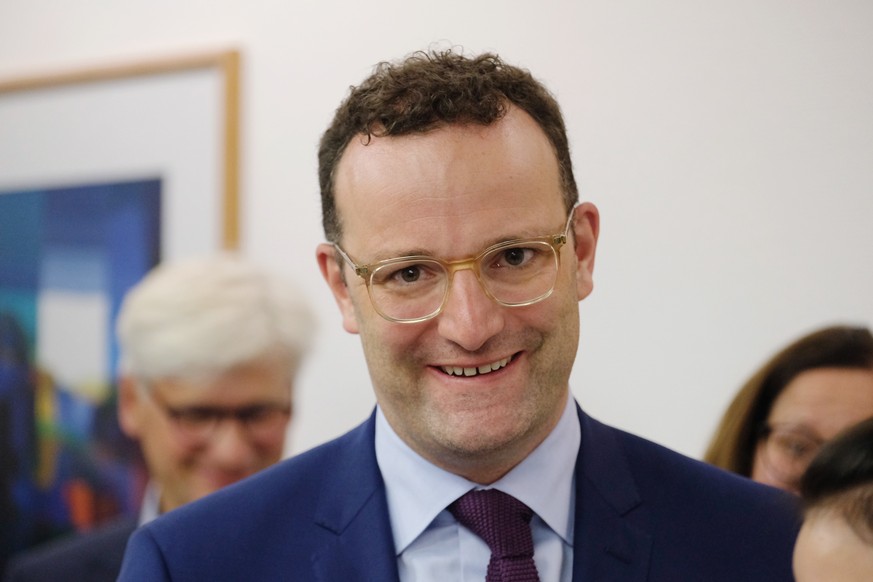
[142,385,291,445]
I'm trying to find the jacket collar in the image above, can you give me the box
[311,411,400,581]
[310,406,654,581]
[572,405,653,581]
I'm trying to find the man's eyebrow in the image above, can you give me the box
[370,247,435,261]
[364,228,556,263]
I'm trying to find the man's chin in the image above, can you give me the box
[433,419,531,460]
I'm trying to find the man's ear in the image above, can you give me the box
[570,202,600,301]
[117,375,143,439]
[316,243,360,334]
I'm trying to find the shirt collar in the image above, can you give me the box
[375,394,580,554]
[138,481,162,526]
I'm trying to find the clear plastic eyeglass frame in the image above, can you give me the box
[332,205,577,324]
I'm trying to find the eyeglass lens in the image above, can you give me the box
[165,403,290,444]
[761,426,823,486]
[368,239,560,322]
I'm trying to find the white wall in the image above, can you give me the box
[1,0,871,459]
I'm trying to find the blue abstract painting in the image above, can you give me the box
[0,178,160,568]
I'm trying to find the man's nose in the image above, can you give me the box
[208,418,257,466]
[437,268,504,351]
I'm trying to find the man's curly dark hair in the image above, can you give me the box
[318,49,578,242]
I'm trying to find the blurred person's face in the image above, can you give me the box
[118,354,292,512]
[793,508,873,582]
[317,106,599,484]
[751,367,873,493]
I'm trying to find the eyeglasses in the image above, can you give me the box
[141,385,291,446]
[757,423,825,491]
[332,207,576,324]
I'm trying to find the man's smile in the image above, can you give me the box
[438,355,513,377]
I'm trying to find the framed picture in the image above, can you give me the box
[0,50,240,564]
[0,48,240,251]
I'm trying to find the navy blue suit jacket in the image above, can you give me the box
[3,517,136,582]
[118,407,799,581]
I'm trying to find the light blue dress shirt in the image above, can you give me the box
[137,481,161,526]
[375,393,580,581]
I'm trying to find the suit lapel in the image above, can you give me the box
[308,407,653,580]
[572,406,653,581]
[311,412,400,582]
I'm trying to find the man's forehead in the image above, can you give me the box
[339,202,568,264]
[151,369,291,402]
[333,113,563,241]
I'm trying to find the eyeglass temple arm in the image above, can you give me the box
[332,243,370,278]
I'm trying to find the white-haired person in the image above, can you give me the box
[4,253,316,582]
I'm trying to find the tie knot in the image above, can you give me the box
[448,489,535,559]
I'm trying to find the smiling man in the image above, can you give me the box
[5,254,314,582]
[119,50,800,581]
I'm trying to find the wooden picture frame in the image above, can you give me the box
[0,48,241,250]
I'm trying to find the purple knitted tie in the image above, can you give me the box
[448,489,540,582]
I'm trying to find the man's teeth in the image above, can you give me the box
[441,357,510,377]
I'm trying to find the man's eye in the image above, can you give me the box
[173,408,216,425]
[501,247,533,267]
[238,406,272,422]
[396,265,422,283]
[488,246,549,272]
[375,262,440,287]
